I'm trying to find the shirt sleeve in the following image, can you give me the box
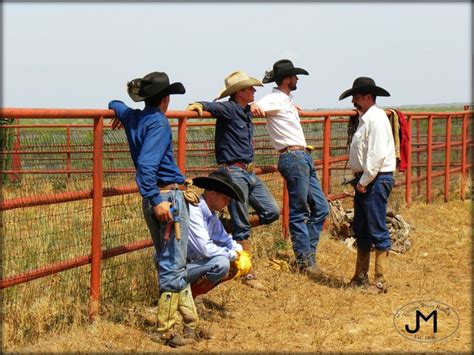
[256,95,283,114]
[135,118,170,206]
[359,118,390,186]
[108,100,133,125]
[199,101,233,120]
[188,205,234,260]
[209,216,242,252]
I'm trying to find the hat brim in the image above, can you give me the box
[339,85,390,100]
[214,78,263,101]
[263,68,309,84]
[128,82,186,102]
[192,176,245,203]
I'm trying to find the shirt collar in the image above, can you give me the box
[229,98,251,114]
[272,87,294,102]
[143,105,163,114]
[360,104,377,122]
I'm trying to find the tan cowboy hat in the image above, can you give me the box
[214,71,263,101]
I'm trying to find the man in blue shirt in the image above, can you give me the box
[187,71,280,290]
[187,170,252,297]
[108,71,201,347]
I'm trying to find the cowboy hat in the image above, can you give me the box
[192,170,245,203]
[339,77,390,100]
[127,71,185,102]
[214,71,263,101]
[262,59,309,84]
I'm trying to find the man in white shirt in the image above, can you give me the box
[252,59,329,278]
[188,170,252,297]
[339,77,396,294]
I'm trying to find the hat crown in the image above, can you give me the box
[224,71,253,90]
[353,77,376,89]
[273,59,296,74]
[208,170,233,185]
[139,72,170,95]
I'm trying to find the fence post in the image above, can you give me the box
[89,116,104,321]
[282,178,289,240]
[178,117,187,174]
[444,115,452,202]
[416,118,421,197]
[66,125,71,180]
[322,115,331,195]
[460,112,468,200]
[405,114,412,207]
[426,115,433,204]
[10,118,21,182]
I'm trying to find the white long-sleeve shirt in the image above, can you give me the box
[187,196,242,262]
[349,105,396,186]
[256,88,307,151]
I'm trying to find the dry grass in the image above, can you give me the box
[7,199,471,353]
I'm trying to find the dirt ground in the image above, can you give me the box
[9,199,472,353]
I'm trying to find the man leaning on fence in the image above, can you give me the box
[108,71,205,347]
[339,77,396,294]
[186,71,280,290]
[253,59,329,278]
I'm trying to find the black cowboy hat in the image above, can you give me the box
[339,77,390,100]
[262,59,309,84]
[127,71,185,102]
[193,170,245,203]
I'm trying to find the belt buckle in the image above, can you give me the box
[247,163,254,173]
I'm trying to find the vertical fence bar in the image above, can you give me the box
[282,178,289,240]
[460,112,468,200]
[322,115,331,195]
[416,118,421,197]
[444,115,452,202]
[89,116,104,321]
[178,117,187,174]
[426,115,433,204]
[405,114,412,207]
[66,125,71,180]
[10,118,21,182]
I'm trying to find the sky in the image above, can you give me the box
[2,2,472,111]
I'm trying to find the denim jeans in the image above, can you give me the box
[223,166,280,241]
[142,190,190,293]
[278,150,329,267]
[186,255,230,285]
[353,173,394,252]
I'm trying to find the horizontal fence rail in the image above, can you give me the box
[1,107,472,320]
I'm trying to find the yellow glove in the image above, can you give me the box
[232,250,252,279]
[186,102,204,117]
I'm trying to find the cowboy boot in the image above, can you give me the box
[149,291,195,347]
[237,240,267,291]
[191,275,218,298]
[366,249,389,294]
[349,248,370,287]
[179,285,213,341]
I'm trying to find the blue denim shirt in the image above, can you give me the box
[108,100,185,206]
[199,100,254,164]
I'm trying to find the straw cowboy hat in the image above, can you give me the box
[193,170,245,203]
[127,71,185,102]
[214,71,263,101]
[339,77,390,100]
[262,59,309,84]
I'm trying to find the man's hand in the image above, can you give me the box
[355,183,367,194]
[294,104,303,115]
[153,201,173,222]
[111,118,123,130]
[250,104,265,117]
[186,102,204,117]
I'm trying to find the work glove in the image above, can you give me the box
[232,250,252,279]
[186,102,204,117]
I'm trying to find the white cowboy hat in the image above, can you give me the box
[214,71,263,101]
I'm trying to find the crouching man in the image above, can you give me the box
[189,170,253,297]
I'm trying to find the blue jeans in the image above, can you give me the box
[353,173,394,252]
[186,255,230,285]
[278,151,329,267]
[223,166,280,241]
[142,190,190,293]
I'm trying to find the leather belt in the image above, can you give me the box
[158,183,187,191]
[222,162,255,173]
[279,145,309,154]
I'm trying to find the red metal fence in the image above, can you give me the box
[1,107,472,320]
